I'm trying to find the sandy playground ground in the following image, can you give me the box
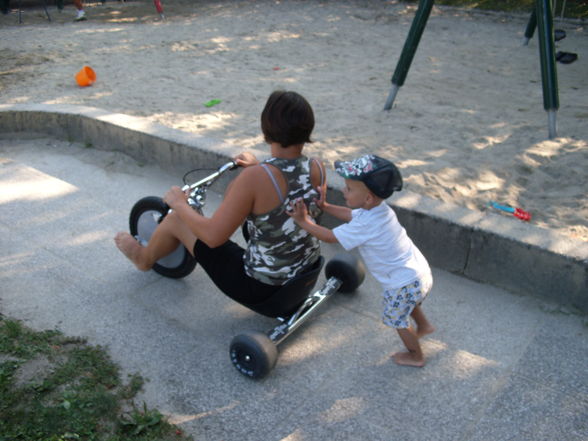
[1,0,587,241]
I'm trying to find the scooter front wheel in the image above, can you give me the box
[230,331,278,379]
[129,196,197,279]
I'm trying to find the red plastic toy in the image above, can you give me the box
[489,201,531,221]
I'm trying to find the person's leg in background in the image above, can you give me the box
[73,0,86,21]
[1,0,10,15]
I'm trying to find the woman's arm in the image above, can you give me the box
[165,165,258,248]
[308,161,352,223]
[310,158,326,197]
[314,187,353,223]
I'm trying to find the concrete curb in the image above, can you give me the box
[1,103,586,312]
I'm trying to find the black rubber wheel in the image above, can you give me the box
[129,196,197,279]
[230,331,278,379]
[325,252,366,293]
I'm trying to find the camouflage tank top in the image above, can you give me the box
[243,156,322,286]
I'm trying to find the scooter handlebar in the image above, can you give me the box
[184,160,238,191]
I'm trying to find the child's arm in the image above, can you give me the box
[315,187,352,223]
[288,199,339,243]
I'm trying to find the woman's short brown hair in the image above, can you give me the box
[261,91,314,148]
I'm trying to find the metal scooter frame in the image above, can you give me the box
[268,277,342,345]
[230,252,365,378]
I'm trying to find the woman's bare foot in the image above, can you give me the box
[392,351,425,367]
[114,232,150,271]
[416,324,435,339]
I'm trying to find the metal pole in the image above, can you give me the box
[384,0,435,110]
[536,0,559,138]
[523,9,537,45]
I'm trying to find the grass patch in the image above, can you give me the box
[0,316,192,441]
[404,0,588,19]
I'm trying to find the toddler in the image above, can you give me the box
[287,154,434,367]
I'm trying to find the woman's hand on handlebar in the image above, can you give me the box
[234,151,259,168]
[164,186,188,210]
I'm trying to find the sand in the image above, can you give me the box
[1,0,586,241]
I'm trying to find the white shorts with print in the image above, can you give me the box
[382,273,433,329]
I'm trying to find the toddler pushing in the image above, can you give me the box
[287,155,434,367]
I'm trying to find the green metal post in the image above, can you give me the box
[536,0,559,138]
[43,0,51,21]
[384,0,435,110]
[524,9,537,45]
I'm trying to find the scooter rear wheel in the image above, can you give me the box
[129,196,197,279]
[325,252,366,293]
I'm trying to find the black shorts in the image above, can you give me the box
[193,239,280,306]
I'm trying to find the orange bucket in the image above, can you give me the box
[75,66,96,87]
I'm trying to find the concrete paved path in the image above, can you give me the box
[1,135,586,441]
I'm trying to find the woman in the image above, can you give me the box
[114,91,326,309]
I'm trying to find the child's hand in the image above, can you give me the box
[315,185,327,209]
[286,198,310,223]
[234,151,259,168]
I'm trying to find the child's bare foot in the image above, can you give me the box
[114,232,149,271]
[392,351,425,367]
[416,324,435,339]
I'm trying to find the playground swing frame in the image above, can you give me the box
[384,0,561,139]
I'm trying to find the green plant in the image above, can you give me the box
[0,317,192,441]
[120,402,164,436]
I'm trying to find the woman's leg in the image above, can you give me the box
[114,210,197,271]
